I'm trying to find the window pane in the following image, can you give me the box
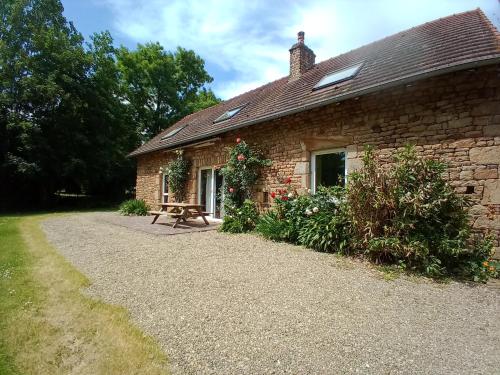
[314,64,362,90]
[163,174,169,203]
[200,169,213,212]
[163,175,168,194]
[214,169,224,218]
[315,152,345,188]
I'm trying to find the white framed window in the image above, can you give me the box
[162,173,169,203]
[310,148,347,193]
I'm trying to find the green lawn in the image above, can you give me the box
[0,214,168,375]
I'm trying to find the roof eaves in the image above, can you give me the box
[128,54,500,158]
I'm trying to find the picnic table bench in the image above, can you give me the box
[148,202,210,228]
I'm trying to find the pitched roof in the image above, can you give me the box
[130,8,500,157]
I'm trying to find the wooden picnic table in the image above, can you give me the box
[148,202,210,228]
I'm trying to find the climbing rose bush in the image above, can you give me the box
[219,139,271,233]
[220,138,271,208]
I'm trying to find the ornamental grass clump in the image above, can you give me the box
[347,145,496,281]
[119,199,149,216]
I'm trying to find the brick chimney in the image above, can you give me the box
[289,31,316,81]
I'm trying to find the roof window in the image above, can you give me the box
[160,125,186,140]
[313,63,362,90]
[213,105,244,123]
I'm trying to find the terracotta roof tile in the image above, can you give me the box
[130,8,500,157]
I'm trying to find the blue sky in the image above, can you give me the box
[62,0,500,100]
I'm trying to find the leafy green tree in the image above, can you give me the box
[0,0,219,208]
[116,43,219,140]
[81,31,138,197]
[187,87,220,113]
[0,0,91,204]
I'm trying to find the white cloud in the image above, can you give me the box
[99,0,500,99]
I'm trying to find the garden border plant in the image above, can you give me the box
[255,145,498,282]
[219,138,271,233]
[119,199,149,216]
[161,150,191,202]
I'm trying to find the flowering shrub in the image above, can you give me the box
[220,138,271,208]
[162,150,191,202]
[347,145,496,280]
[257,185,349,251]
[219,139,271,233]
[255,146,498,282]
[220,199,259,233]
[297,188,350,253]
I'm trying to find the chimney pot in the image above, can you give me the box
[289,31,315,81]
[297,31,305,43]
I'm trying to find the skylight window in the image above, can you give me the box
[213,105,244,123]
[161,125,186,140]
[313,63,363,90]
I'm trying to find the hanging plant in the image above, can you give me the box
[220,138,271,208]
[161,150,191,202]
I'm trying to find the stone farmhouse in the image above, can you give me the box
[130,9,500,252]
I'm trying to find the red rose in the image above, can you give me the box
[284,176,292,184]
[229,187,234,193]
[281,195,288,201]
[236,138,241,144]
[237,154,246,161]
[271,192,276,199]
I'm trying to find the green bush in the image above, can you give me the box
[255,211,294,241]
[220,199,260,233]
[119,199,149,216]
[347,145,496,280]
[254,145,498,282]
[220,138,271,208]
[162,150,191,202]
[297,198,350,253]
[257,187,349,252]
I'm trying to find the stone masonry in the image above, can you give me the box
[136,64,500,254]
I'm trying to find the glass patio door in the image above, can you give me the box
[199,168,213,214]
[198,167,224,219]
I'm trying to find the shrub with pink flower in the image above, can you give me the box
[220,138,271,209]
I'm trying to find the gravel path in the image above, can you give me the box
[42,212,500,375]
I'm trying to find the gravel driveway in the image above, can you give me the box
[42,212,500,375]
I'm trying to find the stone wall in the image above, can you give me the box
[136,64,500,252]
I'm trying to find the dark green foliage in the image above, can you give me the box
[347,145,496,280]
[219,139,270,233]
[297,194,350,253]
[297,211,349,253]
[220,139,271,208]
[254,147,497,282]
[164,151,191,202]
[1,0,95,206]
[257,187,349,253]
[220,199,259,233]
[186,87,220,114]
[116,44,219,141]
[119,199,149,216]
[0,0,217,209]
[255,211,294,242]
